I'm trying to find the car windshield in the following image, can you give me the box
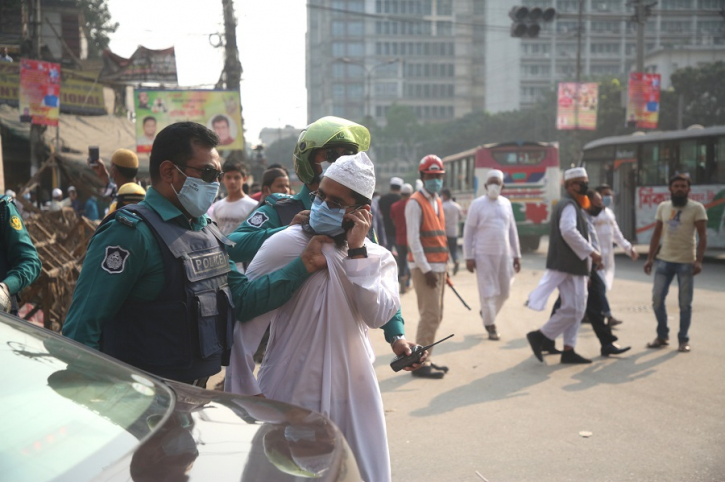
[0,316,175,481]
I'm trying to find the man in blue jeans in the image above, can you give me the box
[643,174,707,353]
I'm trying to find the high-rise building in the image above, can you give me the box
[306,0,725,123]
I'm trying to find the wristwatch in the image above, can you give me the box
[347,245,367,258]
[390,335,406,346]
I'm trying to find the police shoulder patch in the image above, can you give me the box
[9,216,22,231]
[246,211,269,229]
[102,246,130,274]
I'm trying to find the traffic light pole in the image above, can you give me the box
[635,0,646,72]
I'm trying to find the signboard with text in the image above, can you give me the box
[134,90,243,153]
[19,59,60,125]
[556,82,598,130]
[627,73,660,129]
[0,63,106,115]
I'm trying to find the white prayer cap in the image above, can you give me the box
[324,152,376,200]
[67,185,77,192]
[52,188,63,198]
[564,167,588,181]
[401,183,413,194]
[390,176,404,187]
[486,169,504,181]
[415,179,423,191]
[4,189,15,197]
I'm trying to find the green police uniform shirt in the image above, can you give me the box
[0,197,41,295]
[63,187,312,350]
[227,185,406,342]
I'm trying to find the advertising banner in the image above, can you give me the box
[627,73,660,129]
[135,90,243,153]
[19,59,61,125]
[102,46,178,83]
[556,82,598,131]
[636,185,725,248]
[0,63,106,115]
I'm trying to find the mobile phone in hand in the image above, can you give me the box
[88,146,100,166]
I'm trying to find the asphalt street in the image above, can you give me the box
[374,243,725,482]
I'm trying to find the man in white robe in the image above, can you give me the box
[525,167,603,364]
[593,184,639,326]
[463,169,521,340]
[225,152,400,482]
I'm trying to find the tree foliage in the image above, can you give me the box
[77,0,118,59]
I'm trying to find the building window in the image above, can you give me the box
[332,21,346,37]
[332,42,345,57]
[347,42,364,57]
[333,84,345,99]
[437,0,452,15]
[437,21,453,37]
[333,63,345,78]
[473,0,485,14]
[348,83,364,99]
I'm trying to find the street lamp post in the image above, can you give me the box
[339,57,400,120]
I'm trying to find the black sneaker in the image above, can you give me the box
[542,337,562,355]
[411,365,445,379]
[561,350,592,364]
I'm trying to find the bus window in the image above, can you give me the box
[492,151,518,165]
[679,140,708,182]
[519,150,546,165]
[715,136,725,183]
[641,142,662,185]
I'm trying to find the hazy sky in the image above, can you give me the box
[107,0,307,144]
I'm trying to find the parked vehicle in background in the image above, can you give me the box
[442,141,561,251]
[582,125,725,248]
[0,314,361,482]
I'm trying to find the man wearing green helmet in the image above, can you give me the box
[226,116,423,365]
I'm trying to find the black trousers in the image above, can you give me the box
[551,268,617,347]
[395,244,409,282]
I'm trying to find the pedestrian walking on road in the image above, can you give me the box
[441,188,463,275]
[463,169,521,341]
[593,184,639,327]
[644,174,707,353]
[525,167,603,364]
[406,155,450,378]
[379,177,403,251]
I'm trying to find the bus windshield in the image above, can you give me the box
[491,149,547,165]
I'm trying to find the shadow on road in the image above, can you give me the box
[408,356,568,417]
[561,349,679,392]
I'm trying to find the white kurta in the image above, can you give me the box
[463,196,521,326]
[225,225,400,482]
[592,207,633,291]
[526,204,592,347]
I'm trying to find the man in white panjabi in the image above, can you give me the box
[525,167,604,364]
[225,152,400,482]
[463,169,521,341]
[592,184,639,327]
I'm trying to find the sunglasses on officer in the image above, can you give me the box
[322,147,357,163]
[179,164,223,183]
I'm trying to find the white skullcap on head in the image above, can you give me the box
[564,167,588,181]
[415,179,423,191]
[401,183,413,194]
[5,189,15,197]
[324,152,376,200]
[487,169,504,181]
[52,188,63,198]
[390,176,404,187]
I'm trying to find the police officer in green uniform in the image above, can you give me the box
[63,122,331,386]
[226,116,424,367]
[0,194,42,314]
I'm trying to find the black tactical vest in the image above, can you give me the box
[100,204,235,382]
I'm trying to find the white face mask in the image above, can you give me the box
[487,184,501,200]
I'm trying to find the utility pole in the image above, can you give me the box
[218,0,245,160]
[635,0,645,72]
[574,0,583,129]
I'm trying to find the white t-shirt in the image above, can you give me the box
[207,196,258,235]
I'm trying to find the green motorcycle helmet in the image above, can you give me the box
[293,116,371,185]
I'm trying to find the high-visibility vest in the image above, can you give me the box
[407,191,449,264]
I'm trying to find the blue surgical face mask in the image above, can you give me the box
[309,196,345,236]
[602,195,613,208]
[172,166,220,218]
[424,178,443,194]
